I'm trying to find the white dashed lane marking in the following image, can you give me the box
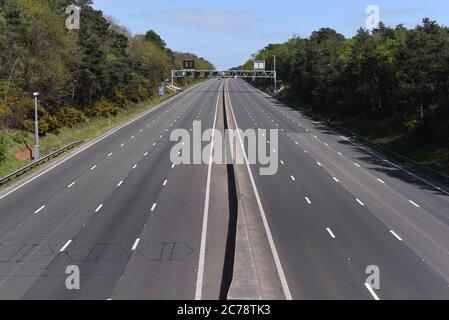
[326,228,336,239]
[365,283,381,301]
[131,238,140,251]
[409,200,420,208]
[60,240,72,252]
[34,205,46,214]
[151,203,157,212]
[390,230,403,241]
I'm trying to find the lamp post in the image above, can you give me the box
[273,55,277,93]
[33,92,40,161]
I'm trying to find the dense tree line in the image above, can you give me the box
[0,0,213,140]
[243,19,449,148]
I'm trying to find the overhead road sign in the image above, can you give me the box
[254,61,266,70]
[183,60,195,70]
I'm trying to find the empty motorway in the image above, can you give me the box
[226,79,449,300]
[0,78,449,300]
[0,80,226,299]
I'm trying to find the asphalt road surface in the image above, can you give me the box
[0,80,224,300]
[226,78,449,300]
[1,77,449,300]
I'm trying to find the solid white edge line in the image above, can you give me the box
[225,80,293,300]
[365,283,381,300]
[195,81,223,300]
[0,82,204,201]
[131,238,140,251]
[60,240,72,252]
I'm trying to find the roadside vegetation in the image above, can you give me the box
[240,19,449,175]
[0,0,213,177]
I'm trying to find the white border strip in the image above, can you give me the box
[195,81,223,300]
[225,80,293,300]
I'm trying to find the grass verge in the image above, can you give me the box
[0,87,183,179]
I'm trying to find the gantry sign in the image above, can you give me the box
[171,60,277,91]
[171,69,276,79]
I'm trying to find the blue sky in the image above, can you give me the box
[93,0,449,70]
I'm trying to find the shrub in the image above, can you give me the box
[114,89,127,108]
[23,119,34,134]
[23,118,50,136]
[56,107,86,128]
[405,118,420,132]
[138,85,150,101]
[0,131,7,162]
[0,100,10,129]
[1,95,34,129]
[42,114,61,134]
[87,98,119,118]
